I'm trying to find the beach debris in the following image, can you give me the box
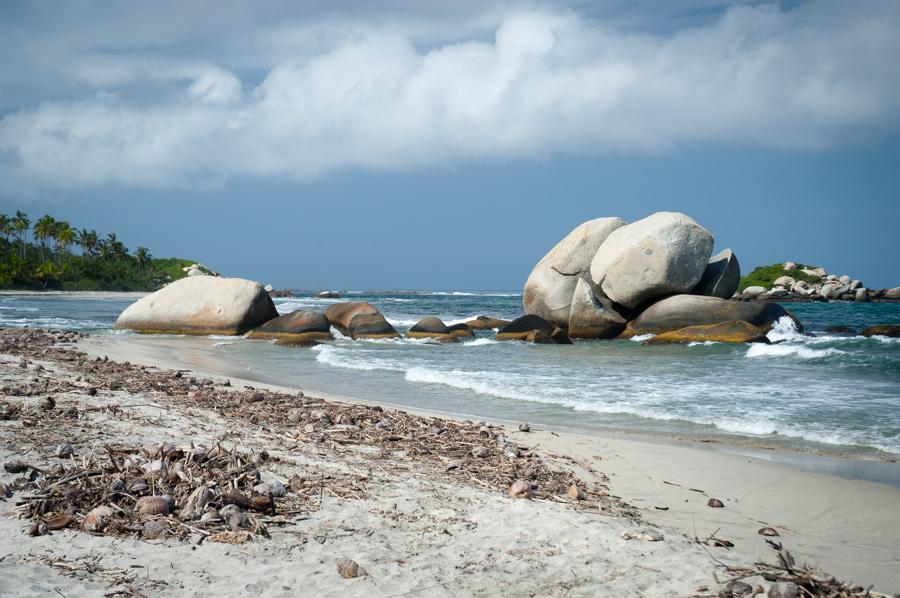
[135,495,175,516]
[82,506,114,533]
[758,526,780,537]
[719,580,753,597]
[4,459,30,474]
[697,528,734,548]
[707,498,725,508]
[508,480,532,499]
[767,582,799,598]
[55,442,74,458]
[39,396,55,411]
[518,422,530,432]
[142,520,168,539]
[43,514,75,530]
[0,481,13,498]
[567,484,585,501]
[207,530,252,544]
[470,446,490,458]
[27,521,50,536]
[621,529,663,542]
[336,558,367,579]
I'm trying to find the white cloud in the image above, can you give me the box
[1,1,898,193]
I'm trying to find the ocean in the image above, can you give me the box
[2,290,899,459]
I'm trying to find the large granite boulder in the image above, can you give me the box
[884,287,900,300]
[324,302,399,339]
[644,321,770,345]
[114,277,278,335]
[621,294,799,337]
[567,277,627,339]
[246,310,333,345]
[590,212,714,309]
[465,316,510,330]
[693,249,741,299]
[523,218,626,327]
[496,315,572,344]
[861,325,900,338]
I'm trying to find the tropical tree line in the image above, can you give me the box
[0,211,186,291]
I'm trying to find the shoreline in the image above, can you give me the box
[90,332,900,481]
[75,331,900,591]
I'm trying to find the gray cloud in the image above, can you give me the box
[1,0,898,194]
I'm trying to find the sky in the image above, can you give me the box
[1,0,898,290]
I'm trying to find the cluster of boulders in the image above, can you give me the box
[114,215,894,347]
[741,263,900,303]
[521,212,792,344]
[114,278,400,344]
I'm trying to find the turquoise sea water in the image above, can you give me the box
[2,291,899,458]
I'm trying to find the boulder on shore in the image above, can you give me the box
[861,325,900,338]
[621,294,799,337]
[324,302,399,339]
[567,277,627,339]
[644,321,770,345]
[496,315,572,344]
[247,310,333,345]
[465,316,510,330]
[115,277,278,336]
[693,249,741,300]
[590,212,714,309]
[741,286,766,300]
[523,217,626,327]
[317,291,340,299]
[406,317,463,341]
[884,287,900,300]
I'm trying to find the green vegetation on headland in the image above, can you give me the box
[737,263,820,292]
[0,210,195,291]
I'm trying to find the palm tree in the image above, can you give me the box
[12,211,30,258]
[34,261,57,289]
[33,215,56,262]
[105,232,127,259]
[77,229,99,257]
[54,221,76,263]
[0,214,11,248]
[134,246,152,271]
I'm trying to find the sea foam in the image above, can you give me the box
[746,344,844,360]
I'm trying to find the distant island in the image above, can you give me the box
[0,210,197,291]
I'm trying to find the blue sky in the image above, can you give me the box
[1,0,898,289]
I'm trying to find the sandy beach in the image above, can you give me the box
[0,329,896,597]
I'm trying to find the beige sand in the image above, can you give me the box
[1,331,898,596]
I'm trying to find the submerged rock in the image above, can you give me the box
[406,316,470,341]
[590,212,713,309]
[114,277,278,335]
[693,249,741,299]
[644,321,770,345]
[523,217,626,327]
[622,295,799,337]
[246,310,333,345]
[496,315,571,344]
[861,325,900,338]
[325,302,399,340]
[465,316,510,330]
